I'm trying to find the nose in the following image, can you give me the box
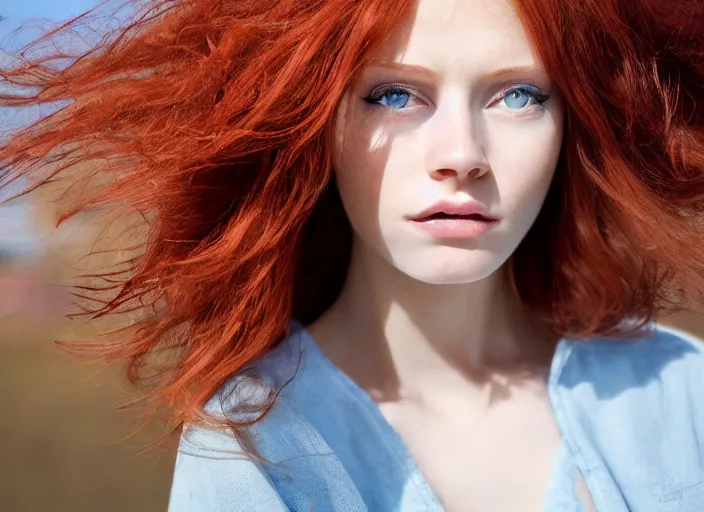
[425,101,490,182]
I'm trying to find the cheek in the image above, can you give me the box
[332,119,387,238]
[332,91,421,243]
[490,122,562,216]
[335,149,383,222]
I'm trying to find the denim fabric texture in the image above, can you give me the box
[168,322,704,511]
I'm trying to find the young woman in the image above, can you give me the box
[2,0,704,510]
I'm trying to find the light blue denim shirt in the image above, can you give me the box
[168,322,704,511]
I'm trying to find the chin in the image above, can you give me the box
[392,249,507,285]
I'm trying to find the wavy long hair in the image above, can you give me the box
[1,0,703,434]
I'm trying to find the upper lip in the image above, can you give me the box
[410,200,498,221]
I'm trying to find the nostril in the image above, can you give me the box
[429,166,489,180]
[432,168,458,179]
[468,167,489,179]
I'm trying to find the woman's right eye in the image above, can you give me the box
[363,87,413,109]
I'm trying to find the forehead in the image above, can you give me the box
[375,0,538,76]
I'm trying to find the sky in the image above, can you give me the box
[0,0,110,131]
[2,0,103,22]
[0,0,105,255]
[0,0,106,41]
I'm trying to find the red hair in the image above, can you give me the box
[1,0,703,432]
[511,0,704,334]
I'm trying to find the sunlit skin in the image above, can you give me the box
[307,0,586,510]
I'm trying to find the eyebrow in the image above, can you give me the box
[366,61,547,81]
[367,60,441,79]
[483,65,548,80]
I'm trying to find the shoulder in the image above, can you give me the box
[168,377,292,512]
[551,324,704,508]
[551,323,704,463]
[170,325,370,512]
[169,324,339,512]
[169,422,290,512]
[554,322,704,397]
[551,322,704,476]
[167,332,305,512]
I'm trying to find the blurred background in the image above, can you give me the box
[0,2,175,512]
[1,2,704,512]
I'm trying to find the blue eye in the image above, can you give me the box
[501,86,550,110]
[364,87,411,109]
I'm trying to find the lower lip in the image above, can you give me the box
[410,217,498,239]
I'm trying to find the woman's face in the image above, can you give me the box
[332,0,564,284]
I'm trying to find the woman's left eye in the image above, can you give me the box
[498,86,550,110]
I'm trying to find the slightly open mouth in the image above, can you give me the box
[420,213,493,221]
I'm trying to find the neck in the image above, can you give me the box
[308,239,557,405]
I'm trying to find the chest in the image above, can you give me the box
[380,393,563,512]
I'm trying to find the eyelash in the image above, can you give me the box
[362,84,551,110]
